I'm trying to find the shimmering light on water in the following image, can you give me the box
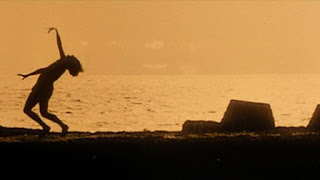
[1,74,320,132]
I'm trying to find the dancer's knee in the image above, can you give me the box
[40,109,49,117]
[23,106,31,115]
[40,110,55,119]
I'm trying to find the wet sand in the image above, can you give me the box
[1,126,320,179]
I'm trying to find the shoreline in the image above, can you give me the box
[1,125,319,142]
[1,126,320,178]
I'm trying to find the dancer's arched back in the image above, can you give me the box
[18,27,83,136]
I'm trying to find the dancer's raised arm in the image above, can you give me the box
[48,27,66,59]
[17,68,47,80]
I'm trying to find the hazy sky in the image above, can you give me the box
[1,1,320,75]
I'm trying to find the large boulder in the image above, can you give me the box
[221,100,275,131]
[182,120,221,133]
[307,105,320,130]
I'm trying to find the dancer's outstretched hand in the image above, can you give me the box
[47,27,57,33]
[17,74,28,80]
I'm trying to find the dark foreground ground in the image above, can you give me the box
[1,126,320,179]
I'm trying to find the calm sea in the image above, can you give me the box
[1,74,320,132]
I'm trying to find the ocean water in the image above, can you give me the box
[1,74,320,132]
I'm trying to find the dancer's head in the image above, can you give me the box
[65,55,83,76]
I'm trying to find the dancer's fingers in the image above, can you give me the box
[17,74,27,80]
[47,27,57,33]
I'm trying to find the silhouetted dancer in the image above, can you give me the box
[18,27,83,137]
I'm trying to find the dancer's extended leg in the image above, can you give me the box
[23,92,50,135]
[40,100,68,136]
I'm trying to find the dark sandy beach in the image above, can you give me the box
[1,126,320,179]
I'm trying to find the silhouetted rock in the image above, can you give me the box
[0,126,43,137]
[221,100,275,131]
[182,120,221,133]
[307,105,320,130]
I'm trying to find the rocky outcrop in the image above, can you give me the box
[0,126,43,137]
[221,100,275,131]
[307,105,320,130]
[182,120,221,133]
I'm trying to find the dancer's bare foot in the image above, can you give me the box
[39,125,50,137]
[61,124,69,137]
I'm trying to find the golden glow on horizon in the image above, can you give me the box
[1,1,320,74]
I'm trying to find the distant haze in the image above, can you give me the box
[1,1,320,75]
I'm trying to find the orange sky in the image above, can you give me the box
[1,1,320,75]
